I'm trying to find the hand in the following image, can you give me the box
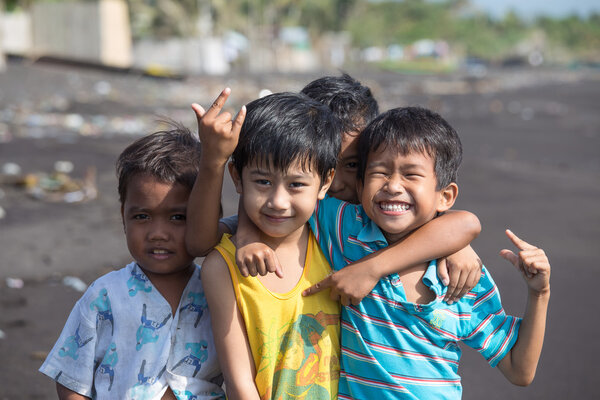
[500,229,551,295]
[302,261,380,306]
[235,242,283,278]
[438,245,483,304]
[192,87,246,166]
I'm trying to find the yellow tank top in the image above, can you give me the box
[215,232,340,400]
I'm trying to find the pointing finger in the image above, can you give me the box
[205,88,231,118]
[505,229,535,251]
[302,275,332,297]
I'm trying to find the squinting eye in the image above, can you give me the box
[290,182,305,188]
[133,214,149,220]
[255,179,271,186]
[171,214,186,221]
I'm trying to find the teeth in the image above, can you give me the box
[380,203,409,212]
[152,249,168,254]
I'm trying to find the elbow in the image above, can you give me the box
[510,374,535,387]
[185,238,213,258]
[506,368,537,387]
[464,211,481,240]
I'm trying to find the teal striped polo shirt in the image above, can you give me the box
[309,195,521,399]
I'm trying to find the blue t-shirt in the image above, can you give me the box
[309,195,521,399]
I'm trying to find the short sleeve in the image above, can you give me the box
[219,214,238,234]
[462,267,522,367]
[309,195,354,270]
[39,292,98,397]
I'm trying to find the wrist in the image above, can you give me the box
[200,156,228,170]
[528,287,550,300]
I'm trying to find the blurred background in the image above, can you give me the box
[0,0,599,398]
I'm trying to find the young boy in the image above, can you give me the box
[39,125,225,399]
[308,107,551,398]
[199,92,343,399]
[300,73,379,204]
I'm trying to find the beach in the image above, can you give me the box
[1,59,598,399]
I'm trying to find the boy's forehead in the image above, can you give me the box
[245,158,318,177]
[368,145,434,167]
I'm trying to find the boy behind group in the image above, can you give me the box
[40,125,225,399]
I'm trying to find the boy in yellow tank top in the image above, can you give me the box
[197,91,342,399]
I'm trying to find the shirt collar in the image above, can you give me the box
[356,216,388,245]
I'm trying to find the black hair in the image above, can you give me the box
[116,121,201,205]
[232,92,341,184]
[301,73,379,134]
[357,107,462,190]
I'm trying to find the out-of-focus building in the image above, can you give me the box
[31,0,132,68]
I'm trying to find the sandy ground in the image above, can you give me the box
[0,60,599,399]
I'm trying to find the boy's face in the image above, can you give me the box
[328,131,360,204]
[357,147,457,244]
[231,159,333,240]
[121,173,194,279]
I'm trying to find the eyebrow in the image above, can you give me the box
[367,161,425,170]
[126,205,187,213]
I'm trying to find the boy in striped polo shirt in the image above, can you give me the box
[308,106,551,399]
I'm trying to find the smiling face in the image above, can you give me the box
[121,173,194,279]
[327,131,360,204]
[231,159,333,242]
[358,146,457,244]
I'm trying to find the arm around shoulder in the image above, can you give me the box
[201,250,260,400]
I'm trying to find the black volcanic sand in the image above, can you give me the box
[1,61,599,399]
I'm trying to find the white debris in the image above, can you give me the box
[62,276,87,292]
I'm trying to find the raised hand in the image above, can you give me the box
[192,87,246,166]
[500,229,551,295]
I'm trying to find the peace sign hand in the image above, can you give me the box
[500,229,551,295]
[192,87,246,166]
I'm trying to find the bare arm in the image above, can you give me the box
[56,383,90,400]
[496,230,551,386]
[202,250,260,399]
[303,210,481,305]
[186,89,246,257]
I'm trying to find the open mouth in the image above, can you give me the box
[378,201,411,214]
[149,249,172,258]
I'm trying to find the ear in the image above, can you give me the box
[317,169,335,200]
[228,162,243,194]
[436,182,458,213]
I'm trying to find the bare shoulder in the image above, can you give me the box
[201,249,233,291]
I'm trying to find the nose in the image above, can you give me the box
[148,220,170,241]
[267,184,291,210]
[385,173,404,194]
[328,174,345,194]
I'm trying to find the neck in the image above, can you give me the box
[260,223,310,252]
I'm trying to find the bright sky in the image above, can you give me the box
[470,0,600,18]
